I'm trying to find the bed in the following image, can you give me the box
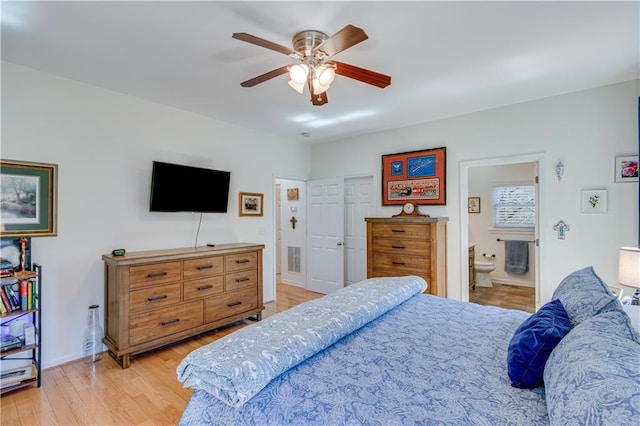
[177,268,640,425]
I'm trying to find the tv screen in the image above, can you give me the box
[149,161,231,213]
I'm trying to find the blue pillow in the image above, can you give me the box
[507,299,570,388]
[544,320,640,424]
[551,266,620,327]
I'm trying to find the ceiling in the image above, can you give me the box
[2,1,638,144]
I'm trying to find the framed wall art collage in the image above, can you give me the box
[381,147,446,206]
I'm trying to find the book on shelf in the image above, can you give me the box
[0,277,37,314]
[27,280,33,310]
[19,280,28,311]
[0,358,32,373]
[0,287,11,313]
[3,282,20,311]
[0,335,23,352]
[0,364,36,386]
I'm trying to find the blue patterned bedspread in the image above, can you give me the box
[177,276,426,407]
[179,290,549,425]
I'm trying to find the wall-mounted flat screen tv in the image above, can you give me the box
[149,161,231,213]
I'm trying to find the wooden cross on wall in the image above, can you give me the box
[290,216,297,229]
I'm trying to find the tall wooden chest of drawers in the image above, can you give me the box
[102,243,264,368]
[365,217,448,297]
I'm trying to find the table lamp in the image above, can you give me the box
[619,247,640,305]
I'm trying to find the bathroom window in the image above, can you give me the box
[492,184,535,228]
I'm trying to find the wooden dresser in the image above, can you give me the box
[365,217,448,297]
[102,243,264,368]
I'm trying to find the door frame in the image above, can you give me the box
[459,153,546,309]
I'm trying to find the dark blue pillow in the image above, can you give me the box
[507,299,571,388]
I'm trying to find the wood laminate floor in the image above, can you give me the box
[469,282,536,313]
[0,281,322,426]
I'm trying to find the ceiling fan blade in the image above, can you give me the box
[232,32,297,57]
[313,24,368,58]
[308,78,328,106]
[240,65,289,87]
[331,61,391,88]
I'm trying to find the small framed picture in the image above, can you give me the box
[286,188,299,201]
[239,192,263,216]
[468,197,480,213]
[614,155,638,183]
[581,189,607,214]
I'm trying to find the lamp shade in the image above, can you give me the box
[317,66,335,87]
[618,247,640,288]
[287,79,305,94]
[288,64,309,84]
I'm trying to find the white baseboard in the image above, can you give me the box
[281,279,304,288]
[491,277,534,288]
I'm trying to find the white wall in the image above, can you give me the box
[1,62,311,368]
[311,79,639,303]
[469,163,536,287]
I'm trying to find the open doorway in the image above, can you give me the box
[273,175,373,299]
[275,178,307,290]
[460,154,545,312]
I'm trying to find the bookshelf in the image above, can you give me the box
[0,264,41,395]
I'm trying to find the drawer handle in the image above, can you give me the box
[147,294,168,302]
[227,301,242,307]
[235,277,250,283]
[391,245,406,249]
[197,265,214,271]
[235,259,250,264]
[392,261,406,266]
[161,318,180,326]
[147,272,167,278]
[197,284,213,291]
[391,229,406,233]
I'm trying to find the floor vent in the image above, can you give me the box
[288,246,301,272]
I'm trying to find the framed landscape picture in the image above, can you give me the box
[381,147,446,205]
[239,192,264,216]
[0,159,58,237]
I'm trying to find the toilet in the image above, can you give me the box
[474,254,496,287]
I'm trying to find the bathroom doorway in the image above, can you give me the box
[460,154,544,312]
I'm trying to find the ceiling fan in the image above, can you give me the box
[232,24,391,106]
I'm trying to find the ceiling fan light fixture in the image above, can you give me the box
[317,66,336,87]
[288,64,309,84]
[288,79,305,94]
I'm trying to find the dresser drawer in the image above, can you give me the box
[371,268,431,287]
[371,238,430,256]
[129,262,181,289]
[183,276,224,301]
[371,253,430,274]
[129,283,181,313]
[205,287,258,323]
[129,301,203,345]
[225,269,258,292]
[371,223,430,240]
[225,251,258,273]
[183,256,224,280]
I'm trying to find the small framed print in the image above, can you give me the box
[581,189,607,214]
[614,155,638,183]
[239,192,263,216]
[468,197,480,213]
[287,188,299,201]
